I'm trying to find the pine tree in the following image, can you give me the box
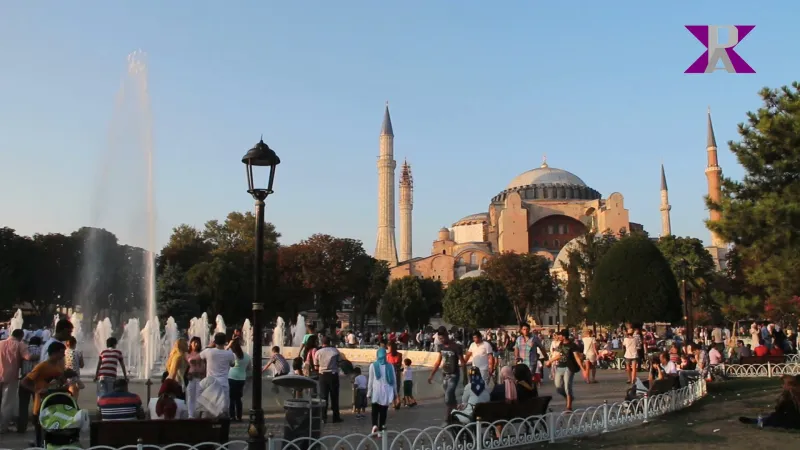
[707,83,800,315]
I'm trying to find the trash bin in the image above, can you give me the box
[283,398,326,441]
[272,374,326,444]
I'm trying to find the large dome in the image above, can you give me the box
[507,164,587,190]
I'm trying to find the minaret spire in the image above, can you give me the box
[707,106,717,148]
[659,164,672,237]
[705,107,724,249]
[399,160,413,262]
[375,103,398,265]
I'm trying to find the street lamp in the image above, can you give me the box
[242,138,280,450]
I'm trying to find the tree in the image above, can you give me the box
[656,235,717,321]
[379,276,429,330]
[157,225,213,275]
[419,277,445,317]
[443,277,512,329]
[587,235,683,325]
[156,263,200,326]
[564,231,619,324]
[707,83,800,316]
[349,255,389,330]
[564,252,584,327]
[710,247,764,322]
[483,252,558,324]
[203,211,280,254]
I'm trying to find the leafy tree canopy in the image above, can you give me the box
[442,277,512,329]
[588,235,683,325]
[483,252,558,324]
[379,276,430,330]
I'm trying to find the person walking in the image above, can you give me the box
[466,330,495,384]
[39,319,73,363]
[546,330,587,412]
[427,326,466,422]
[581,330,598,384]
[367,348,396,435]
[386,341,403,409]
[0,329,31,432]
[17,335,41,433]
[185,337,206,418]
[227,339,251,421]
[313,337,343,423]
[94,337,128,398]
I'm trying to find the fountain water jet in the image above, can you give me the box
[94,318,114,356]
[9,309,24,334]
[242,319,253,357]
[119,318,142,378]
[188,313,210,348]
[141,317,160,378]
[272,317,286,348]
[163,317,178,355]
[214,314,226,337]
[290,314,306,347]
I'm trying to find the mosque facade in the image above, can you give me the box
[373,105,727,325]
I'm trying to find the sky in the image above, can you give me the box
[1,1,798,257]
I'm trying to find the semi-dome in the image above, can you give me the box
[452,212,488,227]
[507,164,587,190]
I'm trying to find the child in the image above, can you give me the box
[21,341,68,447]
[401,358,417,407]
[291,356,304,399]
[352,367,368,418]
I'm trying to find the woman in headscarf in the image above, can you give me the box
[490,365,518,403]
[451,366,490,424]
[367,348,396,435]
[513,364,537,402]
[148,378,188,420]
[166,338,189,396]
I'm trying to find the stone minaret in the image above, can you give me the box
[398,160,413,262]
[375,103,398,266]
[660,164,672,237]
[705,107,725,248]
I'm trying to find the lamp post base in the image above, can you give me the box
[247,408,266,450]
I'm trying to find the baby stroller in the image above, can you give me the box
[39,388,87,449]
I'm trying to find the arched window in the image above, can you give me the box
[542,240,548,248]
[459,257,466,266]
[547,225,555,234]
[481,257,488,266]
[554,239,560,248]
[470,253,477,266]
[442,250,446,255]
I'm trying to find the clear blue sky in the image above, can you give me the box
[1,1,797,257]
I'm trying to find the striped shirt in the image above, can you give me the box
[98,349,124,378]
[97,391,142,421]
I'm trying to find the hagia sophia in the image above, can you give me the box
[373,104,727,325]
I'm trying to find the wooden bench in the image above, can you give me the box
[648,377,678,395]
[472,396,552,423]
[90,418,230,447]
[740,355,786,365]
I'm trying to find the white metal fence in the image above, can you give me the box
[22,379,707,450]
[720,361,800,378]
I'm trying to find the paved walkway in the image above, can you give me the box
[0,370,631,449]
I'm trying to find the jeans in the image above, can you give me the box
[97,377,115,398]
[679,370,701,387]
[371,403,388,429]
[186,378,200,418]
[228,379,245,420]
[554,367,575,399]
[442,373,460,406]
[318,372,341,421]
[17,385,33,432]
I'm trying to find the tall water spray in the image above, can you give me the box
[94,318,114,355]
[119,318,142,378]
[291,314,306,347]
[188,313,210,348]
[242,319,253,357]
[273,317,286,348]
[9,309,24,334]
[214,314,226,336]
[163,317,179,355]
[75,49,157,325]
[141,317,161,378]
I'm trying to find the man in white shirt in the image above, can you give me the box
[200,333,236,388]
[465,330,494,383]
[346,331,357,348]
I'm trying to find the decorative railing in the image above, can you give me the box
[22,380,706,450]
[720,362,800,378]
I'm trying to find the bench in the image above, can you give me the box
[90,418,230,447]
[740,355,786,365]
[648,377,678,395]
[472,396,552,423]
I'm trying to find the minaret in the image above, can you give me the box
[705,107,725,248]
[399,160,413,262]
[375,103,398,266]
[660,164,672,237]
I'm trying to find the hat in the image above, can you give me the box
[437,326,448,336]
[558,329,570,338]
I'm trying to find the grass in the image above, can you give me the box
[539,378,800,449]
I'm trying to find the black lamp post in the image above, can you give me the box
[242,138,280,450]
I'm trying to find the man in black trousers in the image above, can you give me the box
[313,336,343,423]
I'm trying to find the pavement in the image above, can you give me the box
[0,369,632,449]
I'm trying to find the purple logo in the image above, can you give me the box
[685,25,755,73]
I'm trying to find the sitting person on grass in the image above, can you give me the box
[739,374,800,429]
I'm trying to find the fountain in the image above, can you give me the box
[119,318,143,378]
[162,317,178,355]
[94,318,114,355]
[188,313,210,348]
[8,309,24,334]
[290,314,306,347]
[242,319,253,357]
[141,317,161,378]
[272,317,286,348]
[214,314,226,337]
[69,312,84,350]
[74,50,157,333]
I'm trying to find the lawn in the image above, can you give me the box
[541,378,800,449]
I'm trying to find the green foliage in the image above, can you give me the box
[564,252,584,327]
[349,256,390,329]
[656,235,718,321]
[564,231,619,324]
[379,276,430,330]
[588,235,683,325]
[419,277,445,317]
[707,83,800,314]
[442,277,512,329]
[156,263,200,326]
[483,252,558,324]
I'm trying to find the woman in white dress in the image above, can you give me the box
[367,348,396,435]
[582,330,598,384]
